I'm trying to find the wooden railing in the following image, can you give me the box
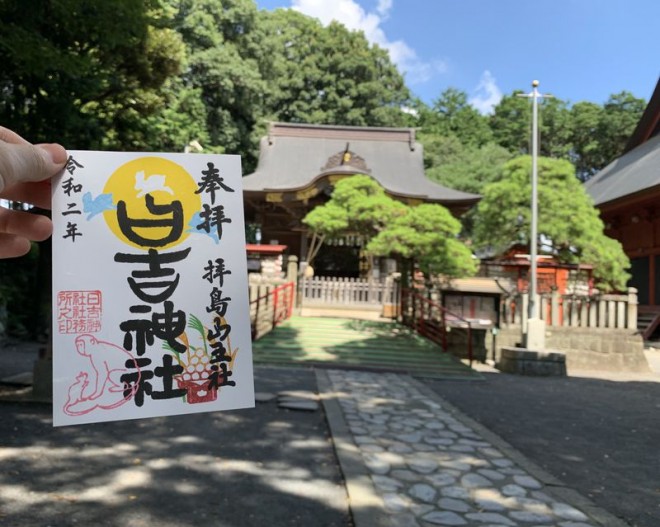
[400,288,473,365]
[249,282,295,340]
[500,288,638,330]
[301,276,399,306]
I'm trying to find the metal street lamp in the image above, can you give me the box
[517,80,552,348]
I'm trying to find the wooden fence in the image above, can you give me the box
[300,276,399,306]
[249,282,295,340]
[500,288,638,330]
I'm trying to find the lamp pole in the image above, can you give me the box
[518,80,551,321]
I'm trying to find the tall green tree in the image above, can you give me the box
[0,0,185,148]
[569,101,604,181]
[254,9,411,128]
[473,156,630,291]
[169,0,265,163]
[419,87,492,147]
[489,92,573,159]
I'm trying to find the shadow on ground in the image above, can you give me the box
[0,366,352,527]
[423,370,660,527]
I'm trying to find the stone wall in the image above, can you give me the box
[485,324,649,373]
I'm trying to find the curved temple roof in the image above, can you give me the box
[243,122,480,207]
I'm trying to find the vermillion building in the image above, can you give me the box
[586,78,660,308]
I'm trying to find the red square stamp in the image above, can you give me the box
[56,290,102,334]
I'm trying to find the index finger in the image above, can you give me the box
[0,126,30,145]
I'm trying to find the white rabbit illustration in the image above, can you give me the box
[135,170,174,198]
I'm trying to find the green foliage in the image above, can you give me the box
[473,156,630,291]
[420,88,492,147]
[368,204,477,277]
[303,176,475,278]
[0,0,185,148]
[422,137,513,195]
[254,9,411,127]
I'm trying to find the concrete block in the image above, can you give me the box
[497,347,566,376]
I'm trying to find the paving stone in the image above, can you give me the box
[424,472,457,487]
[448,445,475,453]
[465,512,515,525]
[530,490,554,503]
[510,510,554,523]
[458,439,491,447]
[460,473,493,488]
[389,443,415,454]
[408,457,439,474]
[372,475,404,491]
[422,511,467,526]
[350,426,369,435]
[409,483,438,503]
[424,436,454,446]
[473,498,506,512]
[354,435,379,444]
[398,432,424,443]
[389,512,422,527]
[391,469,423,482]
[254,392,276,402]
[477,469,506,481]
[424,421,446,430]
[364,453,391,475]
[509,497,552,514]
[278,390,317,400]
[410,503,435,517]
[277,400,319,411]
[437,497,471,513]
[383,492,409,512]
[479,447,504,458]
[491,458,515,468]
[448,424,473,434]
[513,475,543,489]
[502,484,527,497]
[438,459,471,471]
[440,486,470,500]
[413,444,438,452]
[552,502,589,522]
[362,444,386,453]
[499,467,527,476]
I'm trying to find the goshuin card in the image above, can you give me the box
[51,151,254,426]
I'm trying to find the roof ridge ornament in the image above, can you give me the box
[321,143,371,173]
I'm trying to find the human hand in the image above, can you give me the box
[0,127,67,258]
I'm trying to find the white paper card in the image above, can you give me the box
[51,151,253,426]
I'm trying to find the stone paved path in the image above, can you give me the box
[322,369,618,527]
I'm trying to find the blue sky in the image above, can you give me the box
[254,0,659,112]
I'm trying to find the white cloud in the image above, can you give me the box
[291,0,444,85]
[469,70,503,114]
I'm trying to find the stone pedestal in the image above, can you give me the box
[523,317,546,350]
[497,346,566,376]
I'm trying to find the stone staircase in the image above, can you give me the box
[252,316,481,380]
[638,310,660,343]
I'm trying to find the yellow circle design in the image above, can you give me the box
[103,157,201,250]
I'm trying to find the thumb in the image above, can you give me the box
[0,141,67,193]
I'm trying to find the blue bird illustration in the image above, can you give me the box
[188,212,220,244]
[82,192,116,220]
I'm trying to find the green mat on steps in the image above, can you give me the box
[251,316,482,380]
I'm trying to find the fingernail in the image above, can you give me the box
[38,143,68,166]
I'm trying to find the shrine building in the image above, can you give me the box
[586,78,660,307]
[242,122,480,277]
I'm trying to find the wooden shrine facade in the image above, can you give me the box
[242,122,480,277]
[586,78,660,307]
